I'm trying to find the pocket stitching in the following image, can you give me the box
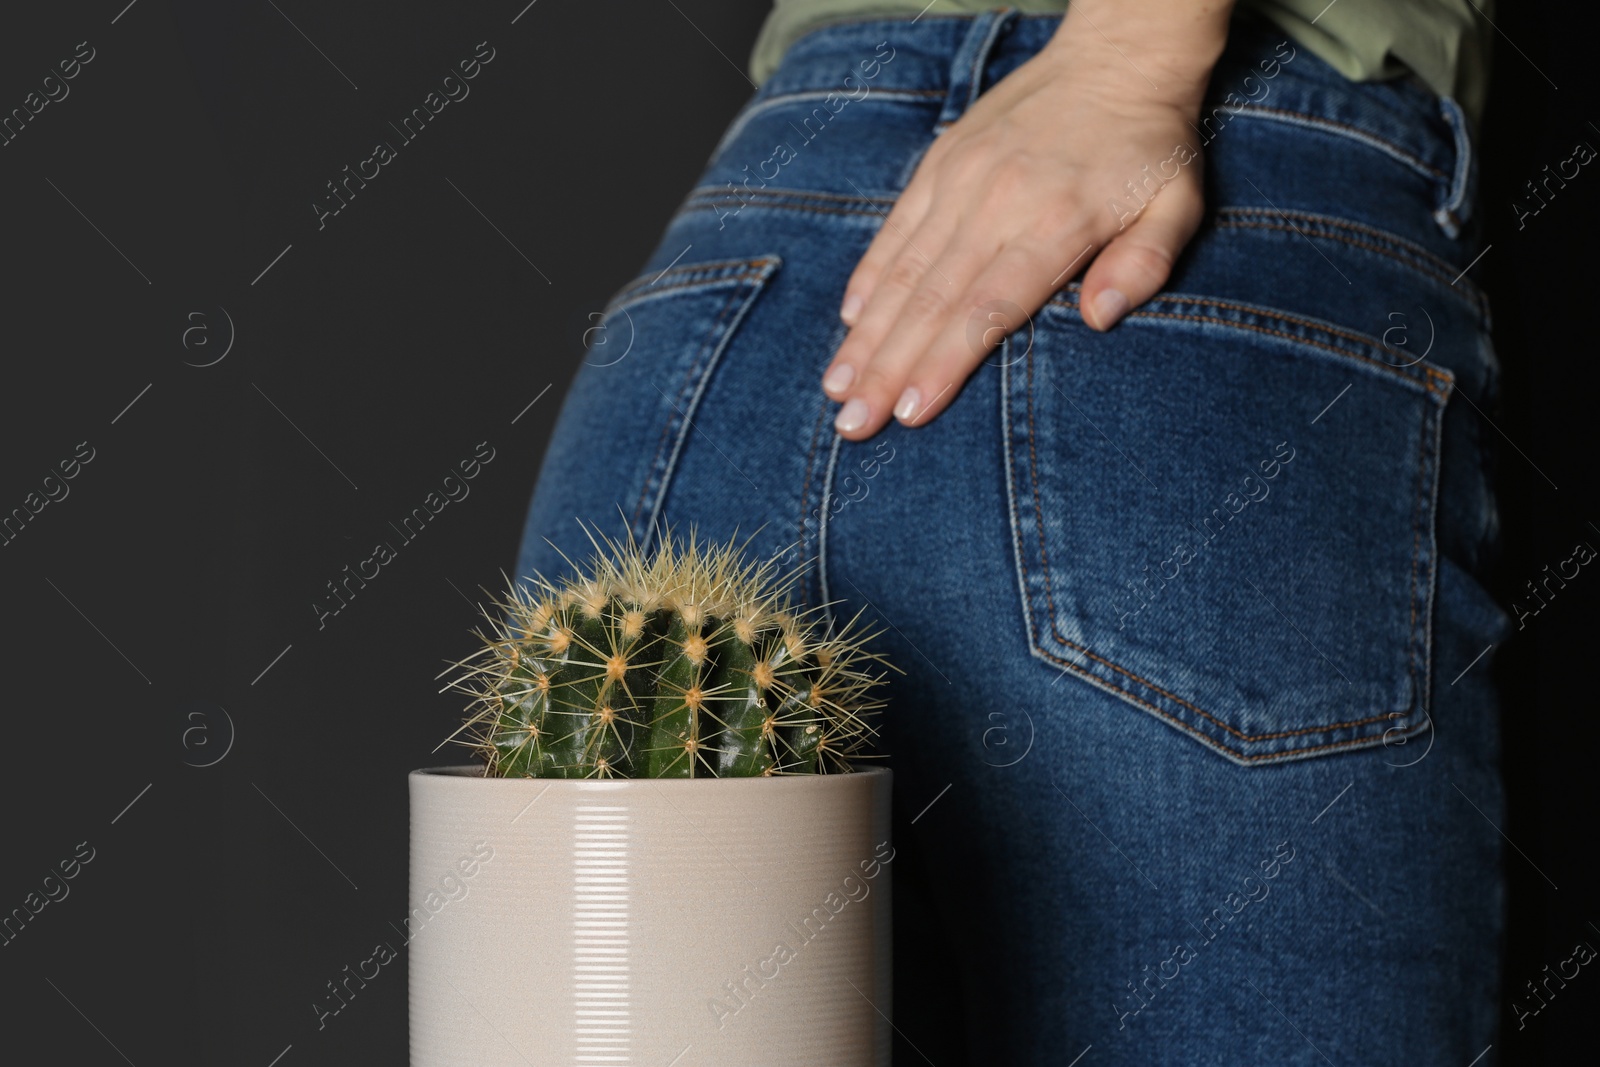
[1212,208,1490,321]
[1044,289,1455,396]
[1009,303,1443,760]
[680,187,896,225]
[795,401,836,613]
[623,258,781,540]
[706,89,946,167]
[1216,103,1449,184]
[606,257,777,318]
[1019,346,1413,742]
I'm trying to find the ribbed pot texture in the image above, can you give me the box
[407,766,893,1066]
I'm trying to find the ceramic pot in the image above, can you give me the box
[407,765,893,1066]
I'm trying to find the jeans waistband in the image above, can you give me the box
[751,8,1475,236]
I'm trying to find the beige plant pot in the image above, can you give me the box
[407,765,894,1066]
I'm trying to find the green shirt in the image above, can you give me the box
[748,0,1493,125]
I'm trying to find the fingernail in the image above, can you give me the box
[822,363,855,395]
[1091,288,1129,330]
[894,386,921,422]
[835,397,869,433]
[840,293,864,324]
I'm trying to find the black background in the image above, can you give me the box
[0,1,1592,1064]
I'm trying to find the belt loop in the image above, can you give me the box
[934,7,1021,132]
[1433,95,1475,239]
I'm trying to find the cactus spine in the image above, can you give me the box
[446,527,893,778]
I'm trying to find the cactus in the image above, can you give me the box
[444,526,895,778]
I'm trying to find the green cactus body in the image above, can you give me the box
[448,528,894,779]
[490,659,554,778]
[702,632,768,778]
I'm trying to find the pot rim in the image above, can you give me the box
[410,764,891,789]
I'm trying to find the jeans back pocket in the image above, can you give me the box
[529,255,782,556]
[1002,290,1451,764]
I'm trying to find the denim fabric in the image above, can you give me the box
[516,9,1509,1064]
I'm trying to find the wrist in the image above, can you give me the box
[1043,0,1235,108]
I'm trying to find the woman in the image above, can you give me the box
[517,1,1508,1062]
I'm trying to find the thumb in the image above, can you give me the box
[1079,182,1203,331]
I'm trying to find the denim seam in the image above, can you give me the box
[707,89,948,165]
[1404,363,1438,726]
[681,191,897,226]
[686,185,895,209]
[668,212,1454,394]
[1019,348,1403,743]
[1416,372,1448,727]
[1046,290,1455,395]
[796,400,834,613]
[1213,209,1490,321]
[999,329,1040,685]
[751,77,1446,187]
[1214,103,1449,184]
[1432,96,1474,236]
[690,188,964,225]
[629,280,747,539]
[606,257,777,316]
[1010,307,1441,754]
[1024,647,1430,760]
[817,431,845,631]
[1214,218,1484,322]
[933,7,1018,132]
[607,270,768,318]
[676,193,1490,324]
[643,274,772,544]
[627,258,781,548]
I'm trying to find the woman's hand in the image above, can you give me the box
[822,0,1236,439]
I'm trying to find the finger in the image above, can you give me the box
[832,229,999,438]
[837,166,939,327]
[884,238,1075,430]
[1078,180,1203,331]
[823,206,959,400]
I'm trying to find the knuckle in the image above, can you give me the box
[1036,198,1091,239]
[845,256,879,288]
[1005,239,1058,278]
[855,366,903,402]
[1117,241,1175,287]
[850,245,894,285]
[904,282,951,323]
[880,254,927,296]
[832,338,868,367]
[947,148,991,186]
[988,164,1031,202]
[836,328,886,366]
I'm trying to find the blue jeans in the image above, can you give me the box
[516,9,1509,1064]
